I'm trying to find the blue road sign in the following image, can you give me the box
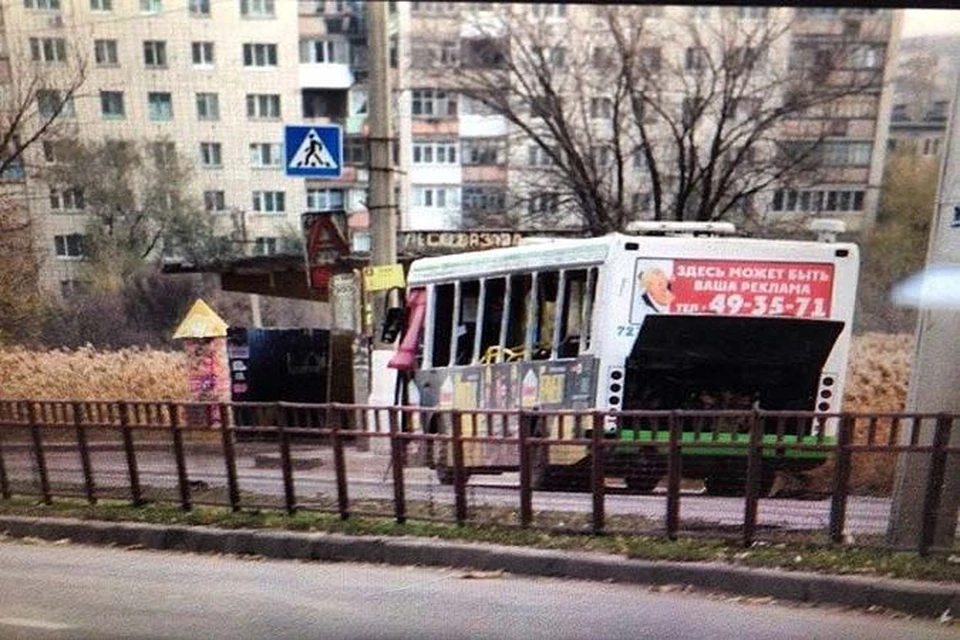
[284,125,343,178]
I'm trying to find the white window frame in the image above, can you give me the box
[252,190,286,214]
[54,233,85,259]
[412,140,458,165]
[24,0,60,9]
[199,142,222,168]
[527,145,555,167]
[94,39,118,65]
[246,93,281,119]
[249,142,282,167]
[147,92,173,121]
[37,90,75,119]
[253,237,278,256]
[414,187,458,208]
[240,0,275,18]
[305,187,344,211]
[90,0,111,10]
[30,37,66,63]
[189,0,210,16]
[143,40,168,68]
[100,91,124,118]
[50,187,84,211]
[196,92,220,120]
[191,41,214,67]
[140,0,161,13]
[411,89,457,118]
[243,43,278,67]
[203,190,226,212]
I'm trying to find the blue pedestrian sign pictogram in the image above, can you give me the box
[284,125,343,178]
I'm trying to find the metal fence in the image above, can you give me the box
[0,399,957,555]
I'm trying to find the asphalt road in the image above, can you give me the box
[0,444,935,535]
[0,539,955,640]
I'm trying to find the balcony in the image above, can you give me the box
[300,63,353,89]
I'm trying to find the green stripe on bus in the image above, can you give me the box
[616,430,835,460]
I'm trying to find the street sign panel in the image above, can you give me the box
[285,125,343,178]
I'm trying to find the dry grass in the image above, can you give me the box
[0,345,189,401]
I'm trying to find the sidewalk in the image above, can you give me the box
[0,514,956,620]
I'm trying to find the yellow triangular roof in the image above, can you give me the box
[172,298,229,339]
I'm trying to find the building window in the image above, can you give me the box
[771,188,865,213]
[632,192,652,213]
[50,187,85,211]
[249,143,282,168]
[411,89,457,118]
[243,43,278,67]
[461,95,497,116]
[640,47,662,71]
[150,141,176,166]
[462,186,505,212]
[140,0,161,12]
[412,140,458,165]
[143,40,167,68]
[410,2,457,13]
[94,39,118,65]
[191,41,214,66]
[30,38,66,63]
[590,97,613,119]
[147,92,173,120]
[685,47,707,71]
[738,6,768,19]
[299,39,348,64]
[246,93,281,119]
[189,0,210,16]
[199,142,222,167]
[252,190,285,213]
[462,139,504,165]
[527,145,555,167]
[90,0,111,9]
[344,138,367,166]
[633,146,648,171]
[195,92,219,120]
[822,141,872,166]
[533,46,566,68]
[253,237,277,256]
[922,138,941,156]
[241,0,274,17]
[528,192,560,215]
[203,190,226,212]
[306,187,344,211]
[848,46,882,69]
[24,0,60,9]
[100,91,124,118]
[54,234,86,259]
[37,90,74,119]
[414,187,457,208]
[532,3,566,18]
[42,140,58,163]
[411,41,459,68]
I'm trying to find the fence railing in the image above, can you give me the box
[0,399,957,554]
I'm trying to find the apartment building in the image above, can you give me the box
[1,1,901,296]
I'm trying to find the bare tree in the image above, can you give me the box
[453,5,887,235]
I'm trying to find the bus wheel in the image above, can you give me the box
[625,452,665,494]
[704,469,776,497]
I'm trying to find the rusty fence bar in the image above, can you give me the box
[389,409,406,524]
[0,426,8,500]
[118,402,143,507]
[73,401,97,505]
[742,411,763,547]
[276,403,297,515]
[665,412,682,540]
[829,414,854,544]
[919,414,953,556]
[451,410,467,526]
[169,403,191,512]
[220,403,241,512]
[518,412,532,528]
[590,412,605,534]
[332,406,350,520]
[27,402,52,506]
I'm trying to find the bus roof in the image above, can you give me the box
[405,232,858,285]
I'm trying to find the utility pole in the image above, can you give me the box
[367,0,396,344]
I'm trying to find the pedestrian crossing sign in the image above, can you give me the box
[284,125,343,178]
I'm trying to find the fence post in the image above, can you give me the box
[332,406,350,520]
[219,403,240,512]
[72,402,97,505]
[451,410,467,526]
[829,414,854,544]
[118,402,143,507]
[168,403,191,511]
[0,414,8,500]
[518,411,532,528]
[742,410,763,547]
[591,412,605,534]
[919,414,953,556]
[27,402,51,505]
[389,408,406,524]
[666,411,682,540]
[276,402,297,515]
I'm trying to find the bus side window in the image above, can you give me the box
[506,273,533,357]
[479,278,506,362]
[559,268,596,357]
[533,271,559,360]
[432,283,455,367]
[456,280,480,365]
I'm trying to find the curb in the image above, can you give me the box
[0,515,957,619]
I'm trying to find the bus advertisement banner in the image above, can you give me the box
[631,258,835,323]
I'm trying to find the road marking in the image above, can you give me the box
[0,617,75,630]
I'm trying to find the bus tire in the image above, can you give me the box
[625,452,665,494]
[704,467,776,497]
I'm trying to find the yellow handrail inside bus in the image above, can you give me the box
[480,345,527,364]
